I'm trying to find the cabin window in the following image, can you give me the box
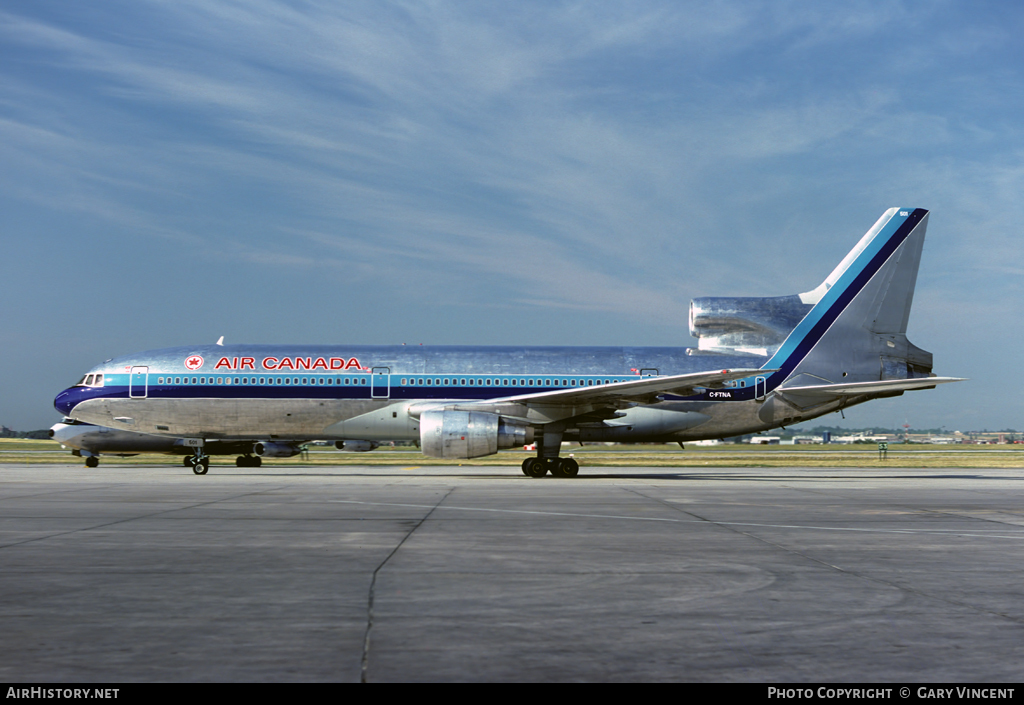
[511,379,517,386]
[443,378,449,385]
[460,378,466,385]
[302,377,308,385]
[469,379,474,386]
[426,378,432,386]
[485,379,491,386]
[528,379,534,386]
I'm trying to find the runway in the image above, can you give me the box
[2,463,1023,682]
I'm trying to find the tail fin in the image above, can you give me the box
[763,207,932,389]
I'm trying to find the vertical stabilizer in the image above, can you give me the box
[763,208,930,388]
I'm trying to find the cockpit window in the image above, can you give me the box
[76,374,104,388]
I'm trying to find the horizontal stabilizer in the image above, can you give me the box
[779,377,965,397]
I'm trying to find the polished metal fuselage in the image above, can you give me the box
[57,344,821,443]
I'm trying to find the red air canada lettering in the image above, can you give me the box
[213,356,366,371]
[214,357,255,370]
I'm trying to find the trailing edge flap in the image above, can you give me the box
[481,368,772,408]
[779,377,965,398]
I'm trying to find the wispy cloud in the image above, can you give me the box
[2,1,1024,428]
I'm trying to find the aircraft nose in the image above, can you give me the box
[54,389,78,416]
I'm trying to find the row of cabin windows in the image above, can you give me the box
[157,376,369,386]
[399,378,621,387]
[153,376,625,387]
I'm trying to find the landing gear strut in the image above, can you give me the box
[186,450,209,475]
[521,426,578,478]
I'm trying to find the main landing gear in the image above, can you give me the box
[185,450,209,475]
[235,455,262,468]
[521,456,579,478]
[521,426,579,478]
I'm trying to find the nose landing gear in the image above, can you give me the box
[186,451,209,475]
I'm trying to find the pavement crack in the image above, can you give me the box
[360,487,454,683]
[623,486,1024,627]
[0,487,287,551]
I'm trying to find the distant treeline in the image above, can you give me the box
[0,428,51,440]
[794,425,1018,436]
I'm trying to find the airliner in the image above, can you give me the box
[50,419,263,467]
[48,419,347,468]
[54,207,961,476]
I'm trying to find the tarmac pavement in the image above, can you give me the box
[1,463,1023,682]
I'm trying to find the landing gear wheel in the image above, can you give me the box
[236,456,246,467]
[193,458,209,475]
[85,456,99,468]
[553,458,579,478]
[522,457,548,478]
[183,457,192,467]
[253,456,262,467]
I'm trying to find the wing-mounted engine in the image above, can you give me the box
[253,441,303,458]
[334,440,380,452]
[420,410,534,459]
[689,295,812,356]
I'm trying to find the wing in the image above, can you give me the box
[408,368,773,424]
[489,368,773,406]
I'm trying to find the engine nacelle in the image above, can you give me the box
[253,441,302,458]
[334,440,379,452]
[420,410,533,459]
[689,295,812,355]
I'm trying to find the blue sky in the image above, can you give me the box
[1,1,1021,432]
